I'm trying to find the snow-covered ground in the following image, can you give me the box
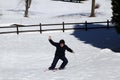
[0,29,120,80]
[1,0,120,80]
[0,0,112,24]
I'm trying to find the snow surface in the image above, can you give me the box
[0,0,112,25]
[0,30,120,80]
[0,0,120,80]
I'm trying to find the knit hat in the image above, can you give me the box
[59,39,65,44]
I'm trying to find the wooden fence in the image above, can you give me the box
[0,20,114,35]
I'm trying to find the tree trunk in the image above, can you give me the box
[90,0,95,17]
[28,0,32,8]
[24,0,29,17]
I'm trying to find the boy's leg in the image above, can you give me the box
[49,56,59,70]
[59,56,68,69]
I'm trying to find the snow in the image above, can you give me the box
[0,30,120,80]
[0,0,120,80]
[0,0,112,24]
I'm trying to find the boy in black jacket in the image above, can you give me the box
[48,36,74,70]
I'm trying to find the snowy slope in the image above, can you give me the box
[0,29,120,80]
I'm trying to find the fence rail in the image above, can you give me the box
[0,20,114,35]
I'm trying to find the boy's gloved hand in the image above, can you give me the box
[72,51,75,54]
[49,36,51,39]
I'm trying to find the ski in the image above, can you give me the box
[44,68,59,72]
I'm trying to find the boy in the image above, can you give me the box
[48,36,74,70]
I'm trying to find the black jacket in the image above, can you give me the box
[49,39,73,57]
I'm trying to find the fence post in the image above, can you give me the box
[107,20,109,29]
[16,25,19,35]
[40,23,42,34]
[85,21,88,31]
[63,22,65,32]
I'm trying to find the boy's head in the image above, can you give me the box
[59,39,65,47]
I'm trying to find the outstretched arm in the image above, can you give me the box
[66,45,74,53]
[48,36,57,47]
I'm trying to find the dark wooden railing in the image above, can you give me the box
[0,20,114,35]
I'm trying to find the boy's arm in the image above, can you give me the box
[48,36,57,46]
[66,45,74,53]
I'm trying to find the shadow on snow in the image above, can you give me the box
[7,9,45,16]
[51,0,87,3]
[54,12,104,19]
[71,24,120,52]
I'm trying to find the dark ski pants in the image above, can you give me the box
[50,55,68,69]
